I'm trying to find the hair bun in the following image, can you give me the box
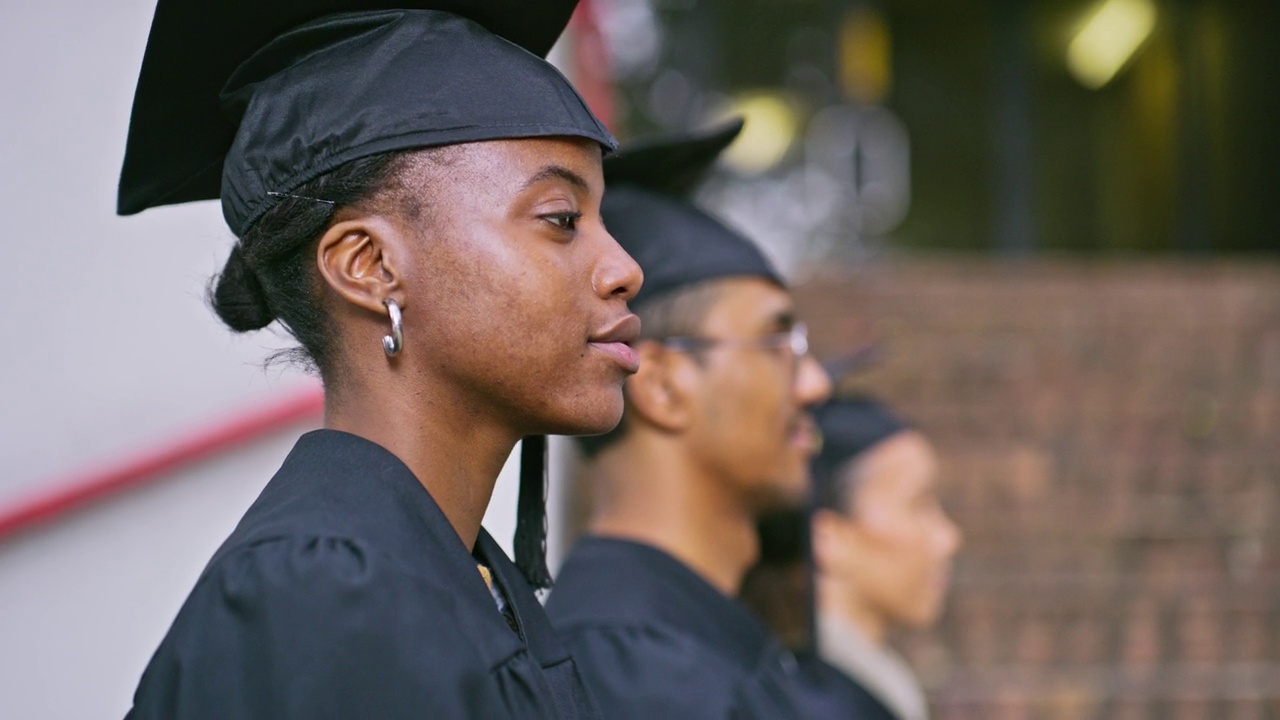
[210,244,275,331]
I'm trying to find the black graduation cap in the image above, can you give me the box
[118,0,610,590]
[118,0,615,236]
[811,396,909,513]
[602,118,784,308]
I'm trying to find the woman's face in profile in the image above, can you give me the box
[828,431,962,629]
[392,136,644,437]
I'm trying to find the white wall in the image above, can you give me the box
[0,1,574,717]
[0,429,564,719]
[0,0,310,501]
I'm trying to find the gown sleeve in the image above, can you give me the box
[126,535,511,720]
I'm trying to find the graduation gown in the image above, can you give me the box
[546,536,815,719]
[127,429,600,720]
[792,653,899,720]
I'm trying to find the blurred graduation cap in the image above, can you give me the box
[602,118,785,307]
[118,0,614,236]
[117,0,612,590]
[810,396,909,511]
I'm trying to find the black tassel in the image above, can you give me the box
[514,435,552,590]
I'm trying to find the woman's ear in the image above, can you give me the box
[810,508,850,575]
[625,342,699,435]
[315,215,405,314]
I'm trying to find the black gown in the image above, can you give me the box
[126,429,600,719]
[792,652,900,720]
[546,536,817,719]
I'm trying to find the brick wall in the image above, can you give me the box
[793,259,1280,720]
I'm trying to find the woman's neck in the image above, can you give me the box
[818,573,890,647]
[323,374,519,551]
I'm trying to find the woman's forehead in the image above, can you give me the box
[422,137,604,197]
[852,431,937,500]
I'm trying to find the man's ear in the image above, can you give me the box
[624,341,701,434]
[315,215,405,314]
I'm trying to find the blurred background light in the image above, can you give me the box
[1067,0,1158,89]
[838,4,892,106]
[718,91,799,174]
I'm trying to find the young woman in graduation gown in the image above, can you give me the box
[116,1,641,717]
[742,397,963,720]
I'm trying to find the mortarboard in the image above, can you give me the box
[117,0,611,590]
[810,397,909,512]
[118,0,615,236]
[602,118,785,308]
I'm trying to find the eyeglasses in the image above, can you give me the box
[662,321,810,361]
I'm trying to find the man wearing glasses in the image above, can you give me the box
[546,120,836,718]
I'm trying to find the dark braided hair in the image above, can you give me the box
[208,151,423,375]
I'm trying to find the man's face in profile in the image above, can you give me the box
[679,277,831,512]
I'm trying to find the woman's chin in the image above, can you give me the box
[539,395,624,437]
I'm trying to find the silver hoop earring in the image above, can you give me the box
[382,299,403,357]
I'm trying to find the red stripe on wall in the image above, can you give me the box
[570,0,615,130]
[0,387,325,543]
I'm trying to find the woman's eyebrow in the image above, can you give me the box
[522,165,589,192]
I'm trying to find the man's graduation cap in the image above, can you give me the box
[601,118,785,307]
[117,0,612,589]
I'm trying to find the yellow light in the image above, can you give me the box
[839,6,892,106]
[1067,0,1157,89]
[718,92,797,175]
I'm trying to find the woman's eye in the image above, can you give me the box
[544,211,582,231]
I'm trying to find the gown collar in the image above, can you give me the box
[250,429,572,669]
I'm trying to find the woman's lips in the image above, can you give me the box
[590,341,640,373]
[589,314,641,373]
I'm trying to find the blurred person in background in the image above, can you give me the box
[115,0,640,716]
[742,396,962,720]
[546,121,857,718]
